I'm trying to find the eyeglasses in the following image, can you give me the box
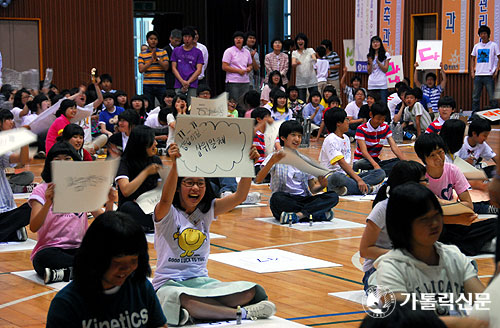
[181,180,206,188]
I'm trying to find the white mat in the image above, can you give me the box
[209,249,342,273]
[146,232,226,244]
[383,142,414,147]
[185,316,306,327]
[471,253,495,260]
[339,194,376,201]
[0,239,36,253]
[478,214,497,220]
[12,270,69,291]
[13,193,31,199]
[255,217,365,231]
[328,290,365,305]
[234,203,267,209]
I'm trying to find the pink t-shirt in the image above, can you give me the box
[28,183,88,261]
[45,115,71,153]
[222,46,252,83]
[426,163,470,201]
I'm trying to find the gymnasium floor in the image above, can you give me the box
[0,130,497,327]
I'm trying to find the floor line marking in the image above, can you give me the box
[335,208,369,216]
[287,310,365,320]
[252,236,362,250]
[306,269,364,286]
[308,319,364,326]
[0,290,55,309]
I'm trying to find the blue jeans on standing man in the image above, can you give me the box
[143,84,166,111]
[472,75,498,113]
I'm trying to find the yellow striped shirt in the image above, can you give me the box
[138,48,168,85]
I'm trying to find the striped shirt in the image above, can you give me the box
[425,116,445,134]
[354,121,392,160]
[324,51,340,80]
[253,130,266,165]
[402,102,432,133]
[138,48,168,85]
[421,85,443,113]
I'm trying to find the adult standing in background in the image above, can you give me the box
[264,37,289,86]
[190,26,209,86]
[138,31,169,110]
[244,31,260,90]
[171,27,204,105]
[471,25,500,113]
[366,36,391,105]
[321,39,341,94]
[292,33,318,102]
[222,31,252,106]
[163,29,182,91]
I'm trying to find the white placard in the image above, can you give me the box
[386,55,404,88]
[52,158,120,213]
[343,39,356,72]
[209,249,342,273]
[28,98,91,134]
[264,120,282,155]
[476,108,500,121]
[175,116,255,177]
[453,156,487,180]
[190,92,228,117]
[416,40,443,70]
[0,128,37,156]
[136,166,171,215]
[279,148,329,177]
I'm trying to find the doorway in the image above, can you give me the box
[411,14,438,87]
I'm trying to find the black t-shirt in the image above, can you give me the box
[359,104,371,120]
[46,279,166,328]
[116,156,162,207]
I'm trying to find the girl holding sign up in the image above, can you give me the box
[152,143,276,326]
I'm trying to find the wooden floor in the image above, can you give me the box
[1,129,498,327]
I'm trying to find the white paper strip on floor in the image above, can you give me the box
[328,290,365,305]
[255,217,365,231]
[0,239,36,253]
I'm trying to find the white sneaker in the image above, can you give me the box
[221,191,233,198]
[242,192,261,204]
[179,308,190,326]
[244,300,276,320]
[369,181,385,195]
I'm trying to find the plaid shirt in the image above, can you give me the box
[264,52,289,85]
[270,163,312,197]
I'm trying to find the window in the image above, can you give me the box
[133,17,154,94]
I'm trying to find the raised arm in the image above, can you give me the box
[439,62,447,89]
[413,62,422,88]
[154,144,180,221]
[92,77,104,110]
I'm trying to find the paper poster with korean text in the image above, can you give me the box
[354,0,377,73]
[136,166,171,214]
[385,55,404,88]
[174,115,255,177]
[441,0,469,73]
[343,39,356,72]
[379,0,404,56]
[190,92,228,117]
[476,108,500,121]
[52,158,120,213]
[0,128,37,156]
[416,40,443,70]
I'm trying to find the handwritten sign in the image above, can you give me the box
[476,108,500,122]
[0,128,37,156]
[416,40,443,70]
[279,148,329,177]
[190,92,228,117]
[51,158,119,213]
[343,39,356,72]
[136,166,171,214]
[174,116,254,177]
[386,55,404,88]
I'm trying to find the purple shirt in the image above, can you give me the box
[222,45,252,83]
[171,46,204,89]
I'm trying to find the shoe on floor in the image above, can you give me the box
[279,212,299,224]
[369,181,385,195]
[332,186,348,196]
[44,267,71,284]
[34,151,46,159]
[15,227,28,241]
[242,192,261,204]
[325,208,335,221]
[179,308,190,326]
[22,183,38,193]
[244,300,276,320]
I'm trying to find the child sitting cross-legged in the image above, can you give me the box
[255,120,339,224]
[352,103,406,176]
[320,109,385,196]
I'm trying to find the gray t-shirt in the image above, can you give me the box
[362,198,392,272]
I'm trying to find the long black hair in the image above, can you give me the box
[41,141,81,182]
[271,89,288,114]
[440,119,465,154]
[121,125,158,177]
[367,36,387,62]
[13,88,30,109]
[171,93,188,119]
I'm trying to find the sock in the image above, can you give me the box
[241,307,247,319]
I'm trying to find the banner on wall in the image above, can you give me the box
[354,0,377,73]
[343,39,356,72]
[386,55,404,88]
[473,0,500,44]
[379,0,404,56]
[441,0,470,73]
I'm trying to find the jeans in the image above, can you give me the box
[472,75,498,112]
[119,201,154,232]
[353,158,401,176]
[225,82,250,108]
[327,169,386,195]
[8,171,35,193]
[269,191,339,221]
[0,203,31,242]
[32,247,78,278]
[175,87,197,106]
[143,84,167,111]
[297,86,319,102]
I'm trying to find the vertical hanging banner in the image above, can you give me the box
[473,0,500,44]
[386,55,404,88]
[441,0,470,73]
[379,0,404,56]
[343,39,356,72]
[355,0,378,73]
